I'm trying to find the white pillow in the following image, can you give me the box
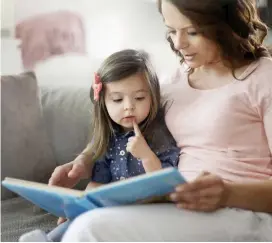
[35,53,102,86]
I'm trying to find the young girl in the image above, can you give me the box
[86,49,180,186]
[20,49,180,242]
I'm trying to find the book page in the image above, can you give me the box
[3,177,84,197]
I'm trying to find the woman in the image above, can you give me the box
[50,0,272,241]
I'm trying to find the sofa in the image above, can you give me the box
[1,71,93,241]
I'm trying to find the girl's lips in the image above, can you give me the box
[123,116,135,121]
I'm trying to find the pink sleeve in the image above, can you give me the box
[264,109,272,152]
[249,58,272,152]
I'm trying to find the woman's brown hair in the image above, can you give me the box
[84,49,160,163]
[157,0,271,73]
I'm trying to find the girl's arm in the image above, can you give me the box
[141,146,180,172]
[141,152,162,172]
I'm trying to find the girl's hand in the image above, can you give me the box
[169,172,229,212]
[126,121,153,160]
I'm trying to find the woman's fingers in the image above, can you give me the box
[48,164,72,186]
[170,172,227,212]
[176,173,222,193]
[176,201,218,212]
[49,161,88,188]
[171,185,224,202]
[68,163,86,179]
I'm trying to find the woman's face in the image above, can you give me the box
[161,1,221,68]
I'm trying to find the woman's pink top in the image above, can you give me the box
[164,57,272,182]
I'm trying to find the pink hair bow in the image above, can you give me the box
[92,73,102,101]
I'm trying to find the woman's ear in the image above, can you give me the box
[267,45,272,56]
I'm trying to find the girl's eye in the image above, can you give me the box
[135,97,145,101]
[113,99,122,103]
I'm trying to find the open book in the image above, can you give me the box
[2,168,186,219]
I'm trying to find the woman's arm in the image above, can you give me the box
[225,180,272,212]
[170,172,272,213]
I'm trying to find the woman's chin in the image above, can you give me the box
[185,60,200,69]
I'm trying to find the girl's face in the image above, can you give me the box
[104,73,152,131]
[161,1,221,68]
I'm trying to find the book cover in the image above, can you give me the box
[2,167,186,219]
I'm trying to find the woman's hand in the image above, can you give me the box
[169,172,229,212]
[49,155,93,225]
[48,155,91,188]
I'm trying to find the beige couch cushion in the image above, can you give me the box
[40,84,92,166]
[1,72,56,200]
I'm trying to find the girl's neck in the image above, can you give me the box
[122,127,133,133]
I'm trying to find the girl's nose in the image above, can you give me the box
[124,98,135,111]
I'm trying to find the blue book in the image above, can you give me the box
[2,168,186,219]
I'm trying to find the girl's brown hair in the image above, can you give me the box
[84,49,160,163]
[157,0,271,74]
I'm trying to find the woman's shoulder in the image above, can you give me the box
[160,64,188,97]
[255,56,272,71]
[160,64,188,85]
[244,57,272,109]
[251,57,272,76]
[247,57,272,86]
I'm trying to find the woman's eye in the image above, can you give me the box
[188,31,198,36]
[113,99,122,103]
[167,30,176,35]
[135,97,145,101]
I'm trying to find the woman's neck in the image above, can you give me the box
[188,59,252,90]
[194,58,252,76]
[195,59,230,76]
